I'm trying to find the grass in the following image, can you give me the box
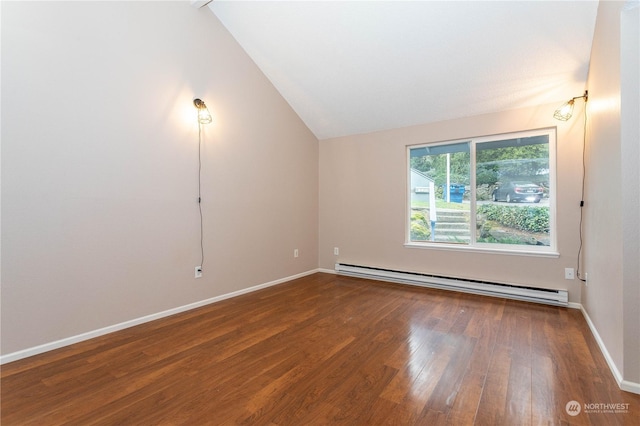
[411,200,469,210]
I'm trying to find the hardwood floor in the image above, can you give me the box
[2,273,639,425]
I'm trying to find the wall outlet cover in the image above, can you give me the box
[564,268,575,280]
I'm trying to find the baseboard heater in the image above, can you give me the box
[335,263,568,307]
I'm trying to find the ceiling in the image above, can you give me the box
[209,1,599,140]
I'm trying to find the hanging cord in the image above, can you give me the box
[198,122,205,270]
[576,101,587,282]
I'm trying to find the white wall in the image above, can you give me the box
[1,1,318,356]
[319,103,585,302]
[583,0,640,389]
[620,0,640,387]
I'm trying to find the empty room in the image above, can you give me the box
[1,1,638,425]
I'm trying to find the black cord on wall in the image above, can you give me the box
[576,101,587,282]
[192,98,211,274]
[198,122,205,270]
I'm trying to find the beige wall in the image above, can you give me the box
[1,2,318,356]
[583,0,640,387]
[621,0,640,387]
[319,103,585,301]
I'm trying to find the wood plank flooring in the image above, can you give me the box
[2,273,639,425]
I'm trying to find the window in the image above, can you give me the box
[408,128,556,254]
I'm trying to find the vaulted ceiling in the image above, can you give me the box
[209,1,599,140]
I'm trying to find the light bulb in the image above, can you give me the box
[553,99,575,121]
[198,108,212,124]
[193,98,213,124]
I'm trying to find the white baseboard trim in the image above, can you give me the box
[575,303,640,395]
[567,301,582,310]
[0,268,320,365]
[620,380,640,394]
[578,304,624,384]
[318,268,336,274]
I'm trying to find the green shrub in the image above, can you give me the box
[477,234,532,245]
[411,222,430,240]
[410,210,431,240]
[475,184,493,201]
[477,204,549,233]
[411,211,427,222]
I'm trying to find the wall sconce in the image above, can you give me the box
[553,90,588,121]
[554,89,590,283]
[193,98,212,124]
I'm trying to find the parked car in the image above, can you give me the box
[492,181,543,203]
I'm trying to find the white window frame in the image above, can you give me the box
[405,128,558,257]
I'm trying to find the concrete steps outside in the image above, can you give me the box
[434,209,470,243]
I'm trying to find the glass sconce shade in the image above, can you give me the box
[193,98,212,124]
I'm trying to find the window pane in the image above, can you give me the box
[475,135,550,246]
[409,143,470,244]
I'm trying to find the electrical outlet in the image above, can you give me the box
[195,266,202,278]
[564,268,575,280]
[294,249,299,258]
[334,247,339,256]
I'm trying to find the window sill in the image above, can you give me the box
[403,242,560,258]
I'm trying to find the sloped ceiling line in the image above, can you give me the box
[209,1,599,140]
